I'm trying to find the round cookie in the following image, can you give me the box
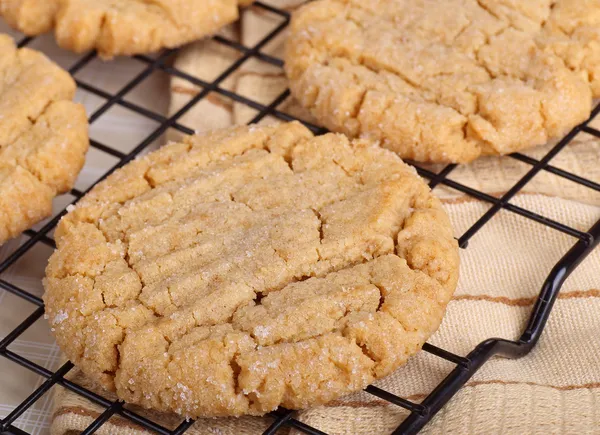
[284,0,594,163]
[0,0,254,58]
[0,34,88,244]
[44,122,459,418]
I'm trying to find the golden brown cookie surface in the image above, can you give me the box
[0,0,254,58]
[284,0,595,163]
[0,34,88,244]
[537,0,600,97]
[44,122,459,418]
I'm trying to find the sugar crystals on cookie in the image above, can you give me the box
[285,0,595,163]
[44,122,459,418]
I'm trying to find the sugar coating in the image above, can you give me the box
[0,0,255,58]
[43,122,459,418]
[284,0,596,163]
[536,0,600,97]
[0,34,88,244]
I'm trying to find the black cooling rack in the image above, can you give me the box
[1,2,600,434]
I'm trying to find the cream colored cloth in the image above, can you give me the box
[49,1,600,434]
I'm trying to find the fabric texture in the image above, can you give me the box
[49,1,600,434]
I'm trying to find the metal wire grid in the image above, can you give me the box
[1,2,600,434]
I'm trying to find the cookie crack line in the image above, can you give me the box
[133,0,179,29]
[3,100,72,190]
[44,122,459,417]
[538,0,559,31]
[474,0,502,23]
[311,208,325,246]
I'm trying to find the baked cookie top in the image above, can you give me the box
[537,0,600,97]
[0,34,88,244]
[0,0,254,58]
[44,122,459,418]
[285,0,595,163]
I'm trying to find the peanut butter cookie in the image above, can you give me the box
[0,0,254,58]
[44,122,459,418]
[285,0,595,163]
[0,34,88,244]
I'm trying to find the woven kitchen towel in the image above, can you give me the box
[51,1,600,434]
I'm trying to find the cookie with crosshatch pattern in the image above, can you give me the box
[43,121,459,417]
[0,0,255,58]
[0,34,88,244]
[285,0,596,164]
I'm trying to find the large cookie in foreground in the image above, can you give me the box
[284,0,594,163]
[0,0,254,58]
[0,34,88,244]
[43,122,459,418]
